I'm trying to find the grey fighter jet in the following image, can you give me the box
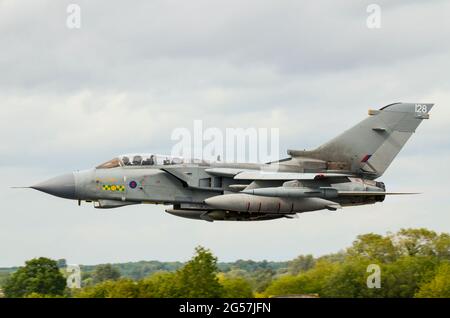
[27,102,433,221]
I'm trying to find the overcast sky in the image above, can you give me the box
[1,0,450,267]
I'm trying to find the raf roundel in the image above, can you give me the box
[129,180,137,189]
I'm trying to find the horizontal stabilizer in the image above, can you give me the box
[326,203,342,211]
[229,184,249,190]
[205,168,251,177]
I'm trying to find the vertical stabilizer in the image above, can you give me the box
[288,103,433,179]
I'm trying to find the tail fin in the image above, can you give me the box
[288,103,434,179]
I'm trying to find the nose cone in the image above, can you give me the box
[32,173,76,200]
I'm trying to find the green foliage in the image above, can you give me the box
[415,262,450,298]
[80,261,183,281]
[348,233,397,263]
[25,292,65,298]
[219,259,287,273]
[263,275,306,296]
[298,259,341,295]
[3,257,66,298]
[138,272,179,297]
[75,246,225,298]
[317,251,346,264]
[175,246,223,298]
[263,229,450,298]
[381,256,437,297]
[287,254,315,275]
[431,233,450,260]
[219,275,254,298]
[320,257,377,297]
[0,272,11,288]
[74,279,139,298]
[264,260,339,297]
[3,228,450,298]
[394,228,439,257]
[91,264,121,284]
[114,261,183,280]
[251,268,275,293]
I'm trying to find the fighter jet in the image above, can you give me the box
[27,102,433,221]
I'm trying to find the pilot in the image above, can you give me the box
[133,155,142,165]
[122,156,130,166]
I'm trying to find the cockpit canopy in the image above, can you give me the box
[96,154,208,169]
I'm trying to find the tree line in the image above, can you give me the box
[1,228,449,298]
